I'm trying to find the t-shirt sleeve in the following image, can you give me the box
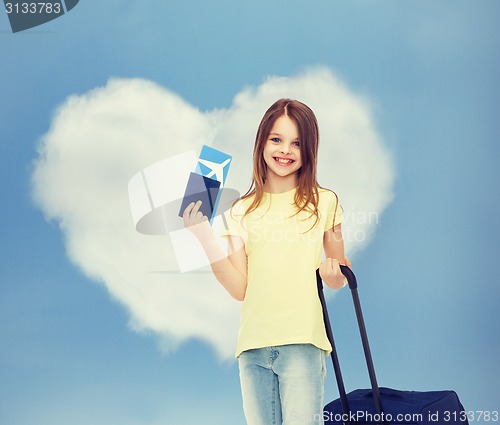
[220,200,248,242]
[324,191,343,231]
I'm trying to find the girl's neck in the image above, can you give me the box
[263,174,298,194]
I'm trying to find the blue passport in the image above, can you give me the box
[178,172,221,219]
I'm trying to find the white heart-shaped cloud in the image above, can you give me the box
[32,67,394,359]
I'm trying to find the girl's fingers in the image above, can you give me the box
[327,258,333,271]
[329,258,339,271]
[183,202,196,224]
[182,201,208,227]
[183,200,203,222]
[182,202,194,226]
[190,200,202,216]
[324,258,342,275]
[182,202,194,222]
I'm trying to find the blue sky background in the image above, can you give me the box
[1,1,499,424]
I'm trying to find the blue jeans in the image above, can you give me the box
[238,344,326,425]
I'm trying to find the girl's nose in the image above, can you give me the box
[280,145,291,154]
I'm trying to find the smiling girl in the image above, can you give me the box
[183,99,350,424]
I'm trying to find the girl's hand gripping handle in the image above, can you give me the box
[319,256,352,289]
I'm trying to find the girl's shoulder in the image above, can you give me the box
[225,192,255,216]
[317,186,340,203]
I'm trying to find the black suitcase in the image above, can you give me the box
[317,266,468,424]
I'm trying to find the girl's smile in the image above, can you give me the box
[273,156,296,166]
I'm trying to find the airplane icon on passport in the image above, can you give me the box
[197,158,231,186]
[195,145,232,187]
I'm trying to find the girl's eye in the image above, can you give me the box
[293,141,300,147]
[271,137,281,143]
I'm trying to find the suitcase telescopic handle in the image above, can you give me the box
[339,265,383,416]
[339,264,357,289]
[317,266,385,424]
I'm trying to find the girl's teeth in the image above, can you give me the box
[275,158,292,164]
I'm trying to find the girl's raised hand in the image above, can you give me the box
[182,200,214,243]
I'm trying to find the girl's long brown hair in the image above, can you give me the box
[238,98,338,229]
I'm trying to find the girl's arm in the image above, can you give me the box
[183,200,248,301]
[320,223,351,289]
